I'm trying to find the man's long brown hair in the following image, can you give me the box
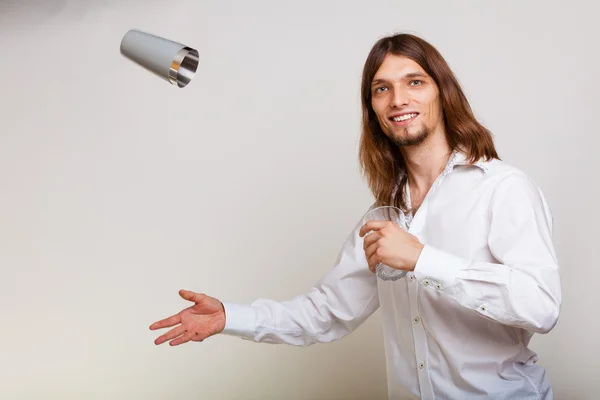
[358,33,499,211]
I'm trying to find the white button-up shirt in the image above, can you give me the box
[222,151,561,399]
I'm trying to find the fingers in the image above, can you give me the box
[363,231,382,273]
[169,330,196,346]
[149,313,181,331]
[365,242,380,273]
[362,231,381,249]
[154,325,186,345]
[179,289,206,304]
[359,220,389,237]
[364,240,379,261]
[150,290,204,331]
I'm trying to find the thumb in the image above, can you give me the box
[179,289,205,303]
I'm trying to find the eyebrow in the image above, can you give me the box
[371,71,428,87]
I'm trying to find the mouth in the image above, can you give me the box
[389,112,419,126]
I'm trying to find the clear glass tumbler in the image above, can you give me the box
[362,206,408,281]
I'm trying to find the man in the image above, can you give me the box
[150,33,561,399]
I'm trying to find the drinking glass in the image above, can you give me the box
[362,206,408,281]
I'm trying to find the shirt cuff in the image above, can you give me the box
[221,302,257,339]
[413,245,470,289]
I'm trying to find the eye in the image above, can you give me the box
[374,86,388,93]
[409,80,423,87]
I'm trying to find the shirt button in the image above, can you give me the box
[418,361,425,369]
[423,279,430,286]
[409,274,415,281]
[435,283,442,290]
[413,316,420,324]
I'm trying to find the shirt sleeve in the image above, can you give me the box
[220,211,380,346]
[413,172,561,334]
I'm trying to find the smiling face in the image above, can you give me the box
[370,54,444,147]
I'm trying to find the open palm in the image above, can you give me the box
[150,290,226,346]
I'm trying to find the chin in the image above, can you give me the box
[391,128,430,147]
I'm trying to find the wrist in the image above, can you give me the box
[218,302,226,333]
[407,242,425,271]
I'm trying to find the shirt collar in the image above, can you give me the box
[396,149,489,185]
[445,150,489,175]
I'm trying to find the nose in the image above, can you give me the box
[390,87,409,108]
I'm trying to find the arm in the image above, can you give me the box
[413,172,561,333]
[221,215,380,346]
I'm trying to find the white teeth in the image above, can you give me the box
[392,113,417,122]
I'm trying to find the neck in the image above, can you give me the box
[400,132,452,194]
